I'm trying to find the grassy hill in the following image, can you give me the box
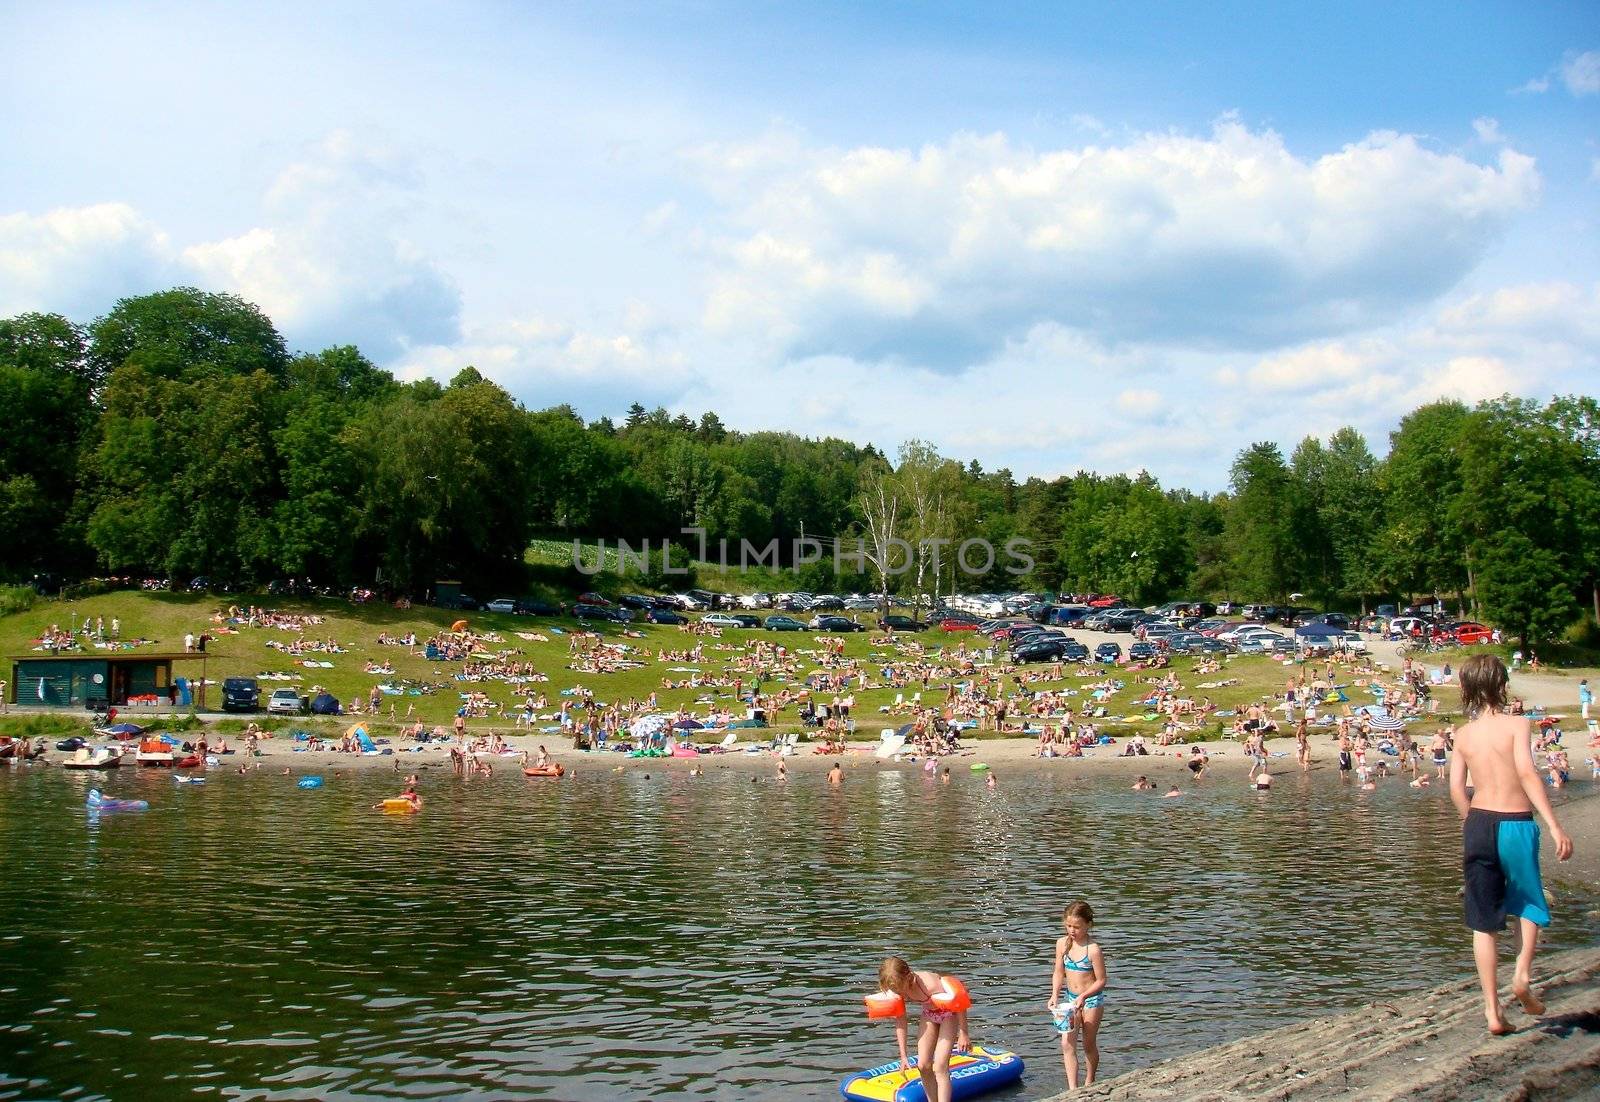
[0,589,1458,744]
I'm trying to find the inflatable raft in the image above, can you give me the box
[523,765,565,778]
[380,797,419,813]
[840,1044,1023,1102]
[85,788,148,812]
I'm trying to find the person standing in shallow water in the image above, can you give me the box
[1449,654,1573,1036]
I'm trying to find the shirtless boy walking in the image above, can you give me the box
[1449,655,1573,1035]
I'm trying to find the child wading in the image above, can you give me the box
[875,957,970,1102]
[1449,655,1573,1035]
[1049,900,1107,1088]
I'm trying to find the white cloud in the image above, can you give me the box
[693,121,1539,369]
[0,132,460,358]
[1211,280,1599,459]
[1472,116,1505,144]
[1560,50,1600,96]
[394,315,694,412]
[1512,50,1599,98]
[0,203,176,318]
[1115,388,1165,416]
[184,132,460,359]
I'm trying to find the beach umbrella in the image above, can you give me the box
[629,714,671,739]
[1367,713,1405,732]
[451,619,469,633]
[672,718,704,730]
[104,722,144,736]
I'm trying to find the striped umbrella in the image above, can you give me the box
[1367,713,1405,732]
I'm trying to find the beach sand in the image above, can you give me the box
[1052,944,1600,1101]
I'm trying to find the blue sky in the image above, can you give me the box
[2,2,1596,488]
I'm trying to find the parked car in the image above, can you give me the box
[1094,642,1122,662]
[764,615,806,631]
[1127,641,1157,660]
[577,592,612,606]
[515,597,561,615]
[878,615,927,632]
[574,603,633,622]
[1014,637,1071,663]
[221,677,260,713]
[700,613,743,629]
[485,598,517,613]
[810,614,865,632]
[936,617,980,631]
[267,687,307,715]
[1387,616,1431,639]
[618,594,657,610]
[1450,621,1494,645]
[843,596,878,611]
[1061,641,1091,661]
[647,608,688,625]
[732,614,762,629]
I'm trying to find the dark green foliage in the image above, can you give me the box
[1,287,1594,644]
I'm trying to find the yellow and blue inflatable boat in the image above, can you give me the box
[840,1044,1023,1102]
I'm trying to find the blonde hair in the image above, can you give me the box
[878,956,913,992]
[1063,900,1096,927]
[1459,654,1508,716]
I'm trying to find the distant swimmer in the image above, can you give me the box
[1131,776,1153,791]
[1162,786,1182,798]
[1253,771,1271,790]
[828,761,844,785]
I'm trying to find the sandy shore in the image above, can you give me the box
[141,728,1411,776]
[1050,945,1600,1101]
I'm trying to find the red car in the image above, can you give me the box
[1451,621,1493,645]
[937,618,979,631]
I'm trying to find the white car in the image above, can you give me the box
[700,613,742,629]
[674,593,708,610]
[1341,632,1369,653]
[267,688,306,715]
[486,598,517,613]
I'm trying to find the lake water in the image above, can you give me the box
[2,762,1595,1100]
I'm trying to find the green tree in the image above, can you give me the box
[0,313,95,575]
[87,287,288,383]
[1225,443,1296,600]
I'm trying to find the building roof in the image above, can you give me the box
[8,652,214,663]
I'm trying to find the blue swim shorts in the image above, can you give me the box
[1463,808,1549,933]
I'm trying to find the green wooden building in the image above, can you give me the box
[7,653,204,708]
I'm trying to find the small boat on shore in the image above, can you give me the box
[63,747,123,770]
[136,738,175,767]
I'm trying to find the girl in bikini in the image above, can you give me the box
[1049,900,1107,1089]
[876,957,970,1102]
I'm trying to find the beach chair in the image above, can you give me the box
[876,730,906,759]
[713,732,737,753]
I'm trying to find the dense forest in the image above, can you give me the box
[2,287,1597,643]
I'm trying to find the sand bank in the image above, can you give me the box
[1049,946,1600,1101]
